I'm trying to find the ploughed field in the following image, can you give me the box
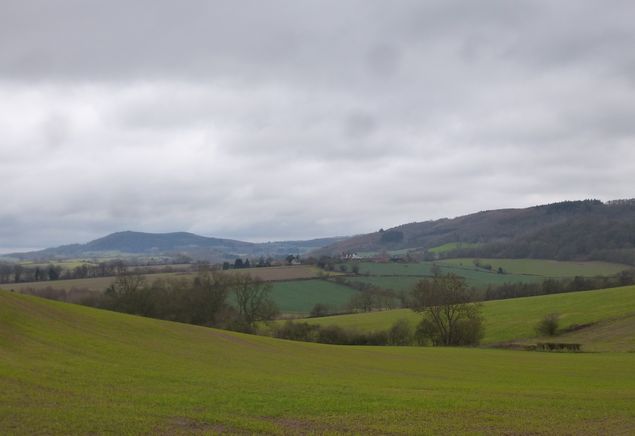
[1,291,635,434]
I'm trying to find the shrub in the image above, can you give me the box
[274,321,320,342]
[317,325,350,344]
[309,303,331,318]
[536,313,560,336]
[388,319,414,345]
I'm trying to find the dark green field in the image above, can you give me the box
[268,279,358,314]
[2,290,635,434]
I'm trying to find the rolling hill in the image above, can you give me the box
[302,285,635,350]
[314,199,635,265]
[1,290,635,434]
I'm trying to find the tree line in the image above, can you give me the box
[0,260,190,284]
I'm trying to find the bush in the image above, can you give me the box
[388,319,413,345]
[274,321,320,342]
[536,313,559,336]
[309,303,331,318]
[317,325,350,344]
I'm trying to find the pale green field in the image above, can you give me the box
[439,258,630,277]
[429,242,481,253]
[304,285,635,348]
[345,259,630,291]
[1,291,634,434]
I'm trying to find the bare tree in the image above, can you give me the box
[410,274,483,346]
[232,274,278,327]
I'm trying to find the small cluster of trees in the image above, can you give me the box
[99,270,279,331]
[273,318,417,346]
[0,263,65,283]
[22,269,279,332]
[222,256,275,270]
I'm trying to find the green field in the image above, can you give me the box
[439,258,630,277]
[304,285,635,349]
[2,291,635,434]
[345,259,630,291]
[269,279,359,314]
[429,242,481,253]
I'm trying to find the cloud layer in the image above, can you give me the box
[1,0,634,250]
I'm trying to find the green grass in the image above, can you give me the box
[429,242,481,253]
[268,279,359,314]
[305,285,635,349]
[347,275,424,292]
[1,291,635,434]
[347,259,630,291]
[439,258,630,277]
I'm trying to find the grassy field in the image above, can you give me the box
[268,279,358,314]
[345,259,630,291]
[428,242,480,253]
[304,285,635,349]
[439,258,630,277]
[2,291,635,434]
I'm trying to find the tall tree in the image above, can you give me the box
[410,274,483,346]
[232,274,278,327]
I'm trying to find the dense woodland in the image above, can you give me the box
[317,199,635,265]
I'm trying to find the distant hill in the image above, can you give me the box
[5,231,347,262]
[314,199,635,265]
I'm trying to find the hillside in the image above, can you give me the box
[5,231,347,262]
[1,291,635,434]
[314,199,635,264]
[303,285,635,350]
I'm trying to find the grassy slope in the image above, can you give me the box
[1,291,635,434]
[306,285,635,347]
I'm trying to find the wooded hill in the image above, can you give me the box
[314,199,635,265]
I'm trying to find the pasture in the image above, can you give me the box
[345,259,630,291]
[1,291,634,434]
[439,258,630,277]
[428,242,481,253]
[304,285,635,349]
[268,279,358,314]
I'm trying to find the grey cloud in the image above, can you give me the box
[0,1,634,250]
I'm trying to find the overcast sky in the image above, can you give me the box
[1,0,634,251]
